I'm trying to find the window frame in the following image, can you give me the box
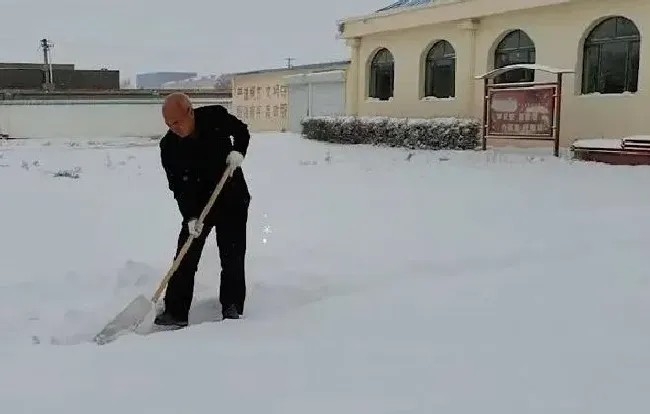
[368,48,395,101]
[581,16,640,95]
[423,40,456,98]
[493,30,536,84]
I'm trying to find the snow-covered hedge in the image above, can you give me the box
[301,116,481,150]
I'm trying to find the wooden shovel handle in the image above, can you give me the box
[151,167,233,303]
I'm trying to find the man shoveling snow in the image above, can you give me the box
[156,92,251,327]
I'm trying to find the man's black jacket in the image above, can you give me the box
[159,104,251,222]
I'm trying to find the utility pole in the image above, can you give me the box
[285,57,294,69]
[39,38,54,90]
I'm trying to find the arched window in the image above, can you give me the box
[424,40,456,98]
[369,48,394,100]
[494,30,536,84]
[582,16,640,94]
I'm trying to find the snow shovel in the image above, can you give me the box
[93,167,234,345]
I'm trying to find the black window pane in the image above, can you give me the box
[369,48,394,100]
[529,49,536,64]
[523,69,535,82]
[370,64,393,100]
[374,49,393,64]
[616,17,639,38]
[499,32,520,50]
[428,44,444,59]
[494,30,535,84]
[425,65,435,96]
[443,42,455,57]
[375,69,392,100]
[505,68,533,83]
[427,41,455,60]
[495,51,535,83]
[510,49,530,64]
[582,17,639,95]
[598,41,627,93]
[518,32,534,48]
[425,41,456,97]
[627,40,639,92]
[495,52,509,68]
[582,45,600,93]
[590,18,617,41]
[432,60,455,98]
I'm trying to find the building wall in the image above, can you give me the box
[52,69,120,90]
[231,62,350,132]
[0,98,231,139]
[0,68,45,89]
[0,67,120,90]
[231,71,293,132]
[0,62,74,70]
[284,70,347,132]
[342,0,650,148]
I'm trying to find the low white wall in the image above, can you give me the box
[0,98,232,139]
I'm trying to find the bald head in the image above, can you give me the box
[163,92,192,113]
[162,92,195,137]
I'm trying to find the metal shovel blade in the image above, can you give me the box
[93,294,153,345]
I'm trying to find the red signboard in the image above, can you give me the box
[487,86,556,138]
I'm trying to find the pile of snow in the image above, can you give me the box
[572,135,650,150]
[0,133,649,413]
[572,138,623,149]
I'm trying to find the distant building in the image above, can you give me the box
[0,62,75,70]
[136,72,197,89]
[120,78,134,89]
[161,75,219,89]
[0,62,119,90]
[160,73,233,92]
[51,68,120,90]
[229,60,349,133]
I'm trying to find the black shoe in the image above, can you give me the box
[154,310,189,328]
[222,304,240,320]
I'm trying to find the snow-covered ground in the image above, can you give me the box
[0,133,649,413]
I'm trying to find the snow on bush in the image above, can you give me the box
[301,116,481,150]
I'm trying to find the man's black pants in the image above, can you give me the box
[164,201,248,321]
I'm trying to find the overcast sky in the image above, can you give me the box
[0,0,390,81]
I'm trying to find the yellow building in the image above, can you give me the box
[337,0,647,148]
[230,60,349,132]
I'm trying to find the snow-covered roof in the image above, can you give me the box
[571,139,623,150]
[475,64,574,80]
[283,70,346,85]
[376,0,434,12]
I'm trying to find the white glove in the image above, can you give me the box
[225,151,244,177]
[187,218,203,237]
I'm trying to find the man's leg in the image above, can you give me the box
[157,220,210,325]
[215,201,249,318]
